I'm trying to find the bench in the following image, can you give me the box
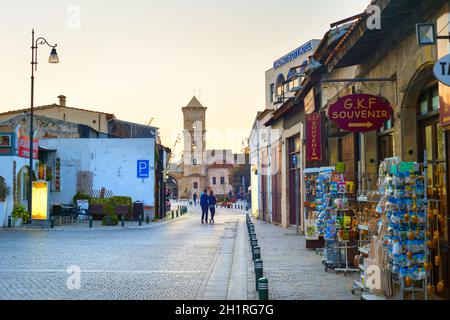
[88,204,104,221]
[115,205,129,220]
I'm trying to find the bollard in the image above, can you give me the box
[251,239,258,256]
[50,216,55,229]
[89,215,93,228]
[146,215,150,224]
[254,259,264,291]
[172,211,174,219]
[176,210,179,218]
[253,246,261,261]
[121,215,125,227]
[8,215,12,228]
[139,215,143,226]
[258,278,269,300]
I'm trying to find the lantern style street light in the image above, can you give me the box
[28,29,59,220]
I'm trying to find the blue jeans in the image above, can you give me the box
[210,206,216,221]
[201,206,209,222]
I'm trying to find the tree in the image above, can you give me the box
[228,164,251,196]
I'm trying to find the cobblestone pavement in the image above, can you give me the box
[252,219,359,300]
[0,205,249,300]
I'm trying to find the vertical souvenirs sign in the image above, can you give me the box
[306,113,322,162]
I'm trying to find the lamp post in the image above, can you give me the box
[28,29,59,219]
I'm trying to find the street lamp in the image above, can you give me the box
[28,29,59,220]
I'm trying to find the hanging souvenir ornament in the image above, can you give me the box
[436,281,445,294]
[427,284,434,295]
[435,255,441,267]
[405,276,412,287]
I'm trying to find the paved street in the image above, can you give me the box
[0,205,250,300]
[0,205,356,300]
[252,219,358,300]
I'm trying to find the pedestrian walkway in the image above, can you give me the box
[251,218,358,300]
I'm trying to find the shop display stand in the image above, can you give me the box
[335,239,359,275]
[352,194,380,295]
[377,157,429,300]
[324,189,356,273]
[304,168,324,250]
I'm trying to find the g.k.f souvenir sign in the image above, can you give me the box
[328,94,393,132]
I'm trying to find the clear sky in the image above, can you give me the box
[0,0,368,159]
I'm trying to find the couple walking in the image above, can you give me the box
[200,189,217,224]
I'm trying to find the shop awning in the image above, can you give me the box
[38,146,57,152]
[325,0,446,70]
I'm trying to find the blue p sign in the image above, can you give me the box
[137,160,150,178]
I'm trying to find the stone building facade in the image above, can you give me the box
[176,97,246,199]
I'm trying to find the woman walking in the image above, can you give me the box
[200,189,209,224]
[208,190,217,224]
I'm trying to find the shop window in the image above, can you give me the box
[419,85,439,116]
[275,74,285,98]
[270,83,275,103]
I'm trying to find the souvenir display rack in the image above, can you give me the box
[352,191,382,295]
[312,168,358,273]
[303,168,323,249]
[357,156,432,300]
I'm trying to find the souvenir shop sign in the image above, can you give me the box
[328,94,392,132]
[306,113,322,161]
[18,135,38,160]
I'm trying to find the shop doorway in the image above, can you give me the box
[261,149,269,222]
[271,142,282,224]
[417,84,448,297]
[16,166,30,209]
[288,135,301,226]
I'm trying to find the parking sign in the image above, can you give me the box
[137,160,150,178]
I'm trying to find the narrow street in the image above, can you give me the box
[0,205,356,300]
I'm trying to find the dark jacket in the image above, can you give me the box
[200,193,209,207]
[208,195,217,207]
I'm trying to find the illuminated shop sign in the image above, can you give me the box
[32,181,49,221]
[328,94,392,133]
[273,41,313,69]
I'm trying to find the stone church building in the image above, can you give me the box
[175,97,245,199]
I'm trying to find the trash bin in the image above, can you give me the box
[133,201,144,221]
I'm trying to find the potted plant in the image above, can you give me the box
[12,205,30,227]
[102,202,119,226]
[0,178,10,227]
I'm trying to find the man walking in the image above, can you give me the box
[193,192,198,206]
[200,189,209,224]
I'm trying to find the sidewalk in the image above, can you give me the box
[251,218,358,300]
[0,213,192,232]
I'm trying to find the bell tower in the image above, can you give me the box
[182,96,207,165]
[180,96,208,197]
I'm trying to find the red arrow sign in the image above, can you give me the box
[328,94,392,133]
